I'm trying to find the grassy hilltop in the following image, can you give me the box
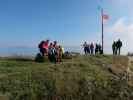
[0,55,133,100]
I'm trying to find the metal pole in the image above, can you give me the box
[101,8,104,54]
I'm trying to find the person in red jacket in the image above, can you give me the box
[42,40,49,55]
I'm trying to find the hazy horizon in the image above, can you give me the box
[0,45,128,57]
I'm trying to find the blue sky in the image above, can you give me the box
[0,0,133,53]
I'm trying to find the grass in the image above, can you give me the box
[0,55,132,100]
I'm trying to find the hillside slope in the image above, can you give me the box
[0,55,133,100]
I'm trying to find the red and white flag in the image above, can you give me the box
[102,14,109,23]
[102,14,109,20]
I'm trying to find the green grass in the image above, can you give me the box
[0,55,132,100]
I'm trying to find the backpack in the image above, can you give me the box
[120,41,122,47]
[38,41,43,48]
[49,48,57,55]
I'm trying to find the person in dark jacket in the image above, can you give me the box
[112,41,116,55]
[116,39,122,55]
[95,43,99,54]
[83,42,88,54]
[90,43,94,55]
[87,44,90,54]
[38,41,45,56]
[48,43,57,63]
[98,44,102,54]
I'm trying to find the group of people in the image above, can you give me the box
[112,39,122,55]
[83,42,103,55]
[37,39,123,63]
[38,40,64,63]
[83,39,123,55]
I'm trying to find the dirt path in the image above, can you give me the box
[128,56,133,66]
[126,57,133,86]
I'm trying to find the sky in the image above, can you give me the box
[0,0,133,54]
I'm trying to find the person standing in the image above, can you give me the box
[57,45,63,62]
[42,40,49,56]
[48,43,57,64]
[48,43,53,62]
[61,45,65,58]
[38,41,45,56]
[90,43,94,55]
[112,41,116,55]
[95,43,99,54]
[116,39,122,55]
[83,42,88,54]
[87,44,90,54]
[53,41,58,48]
[98,44,102,54]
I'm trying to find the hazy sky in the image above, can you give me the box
[0,0,132,54]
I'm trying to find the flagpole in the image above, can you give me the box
[101,8,104,54]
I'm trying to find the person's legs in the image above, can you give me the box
[84,47,86,54]
[95,49,96,54]
[50,54,54,63]
[92,49,94,54]
[91,49,93,54]
[113,48,114,55]
[99,49,101,54]
[113,49,115,55]
[48,54,52,62]
[53,54,57,64]
[86,47,88,54]
[95,49,98,54]
[119,48,120,55]
[40,48,44,56]
[59,57,61,62]
[115,48,117,55]
[43,48,47,56]
[88,49,90,54]
[85,47,87,54]
[59,53,62,62]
